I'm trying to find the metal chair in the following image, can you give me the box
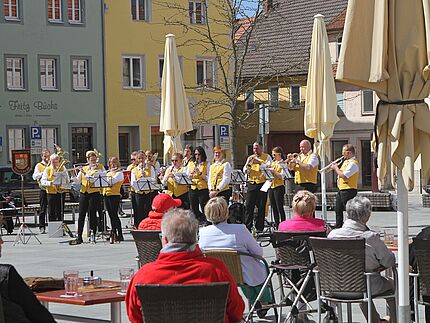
[310,237,396,323]
[202,249,278,322]
[136,282,230,323]
[248,230,327,323]
[130,230,162,268]
[410,238,430,323]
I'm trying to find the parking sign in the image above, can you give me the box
[31,126,42,140]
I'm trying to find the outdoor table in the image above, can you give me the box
[36,280,124,323]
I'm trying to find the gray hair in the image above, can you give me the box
[161,208,198,244]
[50,153,60,161]
[346,196,372,223]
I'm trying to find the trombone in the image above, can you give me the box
[318,156,345,174]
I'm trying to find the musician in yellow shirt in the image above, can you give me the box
[127,151,139,223]
[330,144,359,228]
[72,150,105,244]
[162,152,190,209]
[268,146,287,227]
[187,146,210,223]
[208,146,232,203]
[32,149,50,233]
[292,140,319,193]
[104,157,124,241]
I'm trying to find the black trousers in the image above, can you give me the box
[268,185,286,227]
[189,188,209,222]
[105,195,122,237]
[217,189,232,204]
[295,182,317,193]
[39,189,48,228]
[135,192,151,227]
[47,193,62,222]
[77,192,101,238]
[130,191,138,219]
[245,183,268,232]
[173,192,190,210]
[335,188,358,228]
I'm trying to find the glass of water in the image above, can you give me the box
[384,229,395,246]
[63,270,79,297]
[118,268,134,295]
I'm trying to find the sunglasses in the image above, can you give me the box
[131,158,136,161]
[171,160,178,162]
[194,153,200,155]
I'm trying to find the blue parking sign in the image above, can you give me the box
[31,126,42,140]
[219,125,229,137]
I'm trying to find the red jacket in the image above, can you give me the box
[125,245,245,323]
[138,210,162,230]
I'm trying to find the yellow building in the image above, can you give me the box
[104,0,229,164]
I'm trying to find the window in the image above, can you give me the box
[131,0,148,21]
[362,90,374,114]
[40,58,57,90]
[245,90,254,111]
[336,92,345,116]
[72,59,89,90]
[68,0,81,22]
[42,128,57,152]
[150,125,163,159]
[196,58,214,87]
[123,56,143,88]
[290,85,301,108]
[336,36,342,60]
[48,0,62,21]
[268,86,279,109]
[189,1,206,24]
[4,0,19,20]
[8,128,25,161]
[6,57,24,90]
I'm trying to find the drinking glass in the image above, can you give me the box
[119,268,134,295]
[63,270,79,296]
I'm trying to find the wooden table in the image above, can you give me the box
[36,281,124,323]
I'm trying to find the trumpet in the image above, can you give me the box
[246,154,266,168]
[318,156,345,174]
[286,152,300,171]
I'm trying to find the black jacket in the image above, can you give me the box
[0,264,56,323]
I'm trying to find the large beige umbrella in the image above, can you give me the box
[336,0,430,319]
[305,14,339,219]
[160,34,193,163]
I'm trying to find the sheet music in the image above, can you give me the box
[52,171,69,186]
[231,170,247,184]
[87,170,107,184]
[173,172,193,185]
[133,177,162,191]
[260,180,272,192]
[280,163,294,180]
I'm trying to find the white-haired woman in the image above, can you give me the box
[328,196,396,323]
[198,197,273,317]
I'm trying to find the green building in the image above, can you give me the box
[0,0,105,166]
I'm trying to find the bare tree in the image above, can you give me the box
[154,0,301,167]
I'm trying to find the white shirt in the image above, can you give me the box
[199,223,267,286]
[208,159,231,191]
[300,151,319,168]
[32,161,48,181]
[108,168,124,184]
[342,157,359,178]
[242,154,272,173]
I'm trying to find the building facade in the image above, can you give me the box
[0,0,106,166]
[104,0,229,165]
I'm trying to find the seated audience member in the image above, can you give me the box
[409,225,430,322]
[138,193,182,230]
[0,237,56,323]
[328,196,396,323]
[278,190,326,232]
[126,208,244,323]
[199,197,272,317]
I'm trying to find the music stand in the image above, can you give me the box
[261,167,275,181]
[231,170,247,184]
[173,172,193,186]
[280,163,294,180]
[134,177,163,192]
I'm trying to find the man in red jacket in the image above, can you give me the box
[137,193,182,230]
[126,208,245,323]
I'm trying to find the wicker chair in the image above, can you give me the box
[310,237,396,323]
[130,230,162,268]
[202,249,277,322]
[136,282,230,323]
[410,238,430,323]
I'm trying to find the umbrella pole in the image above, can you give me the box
[397,171,411,322]
[320,143,327,221]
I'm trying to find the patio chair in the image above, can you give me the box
[136,282,230,323]
[310,237,396,323]
[252,230,327,323]
[202,249,278,322]
[130,230,162,268]
[410,238,430,323]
